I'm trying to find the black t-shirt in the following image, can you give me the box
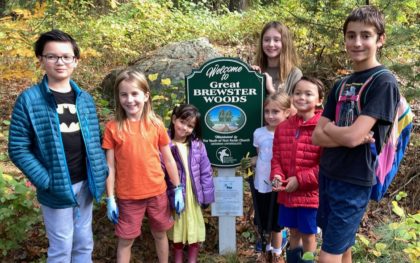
[320,65,400,186]
[51,89,87,184]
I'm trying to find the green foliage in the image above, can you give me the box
[1,0,417,96]
[352,192,420,262]
[149,74,185,126]
[0,170,41,256]
[0,1,418,261]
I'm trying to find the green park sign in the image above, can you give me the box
[186,57,265,167]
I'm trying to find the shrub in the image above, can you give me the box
[0,170,41,256]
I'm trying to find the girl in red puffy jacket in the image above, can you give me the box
[270,76,324,263]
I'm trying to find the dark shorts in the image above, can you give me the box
[278,205,317,234]
[317,171,371,254]
[116,192,174,239]
[254,191,282,232]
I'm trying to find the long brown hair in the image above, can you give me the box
[113,68,161,133]
[254,21,299,85]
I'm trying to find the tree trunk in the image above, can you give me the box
[0,0,6,15]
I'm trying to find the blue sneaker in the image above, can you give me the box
[255,239,262,252]
[281,229,288,250]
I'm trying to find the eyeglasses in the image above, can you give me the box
[41,54,76,64]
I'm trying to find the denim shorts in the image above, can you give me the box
[317,171,371,254]
[278,205,317,234]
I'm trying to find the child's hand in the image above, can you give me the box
[106,196,119,224]
[240,157,252,170]
[271,175,284,192]
[263,73,275,94]
[239,153,255,179]
[284,176,298,193]
[251,65,261,72]
[174,186,185,215]
[362,131,375,144]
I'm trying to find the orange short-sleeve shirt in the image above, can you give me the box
[102,119,170,199]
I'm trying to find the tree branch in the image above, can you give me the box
[284,8,341,31]
[389,171,419,197]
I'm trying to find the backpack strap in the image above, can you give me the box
[334,76,350,101]
[361,69,396,153]
[334,76,350,123]
[361,69,392,105]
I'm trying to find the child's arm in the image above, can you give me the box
[161,144,184,213]
[270,130,286,191]
[263,72,276,94]
[8,96,49,190]
[105,149,118,224]
[312,117,342,147]
[160,144,181,187]
[105,149,116,197]
[323,115,376,148]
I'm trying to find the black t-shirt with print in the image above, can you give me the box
[320,65,400,187]
[52,89,87,184]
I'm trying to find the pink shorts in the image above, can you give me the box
[115,192,174,239]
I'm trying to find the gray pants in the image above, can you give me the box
[41,180,93,263]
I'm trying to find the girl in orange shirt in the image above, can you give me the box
[103,69,183,263]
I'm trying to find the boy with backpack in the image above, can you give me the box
[312,6,400,263]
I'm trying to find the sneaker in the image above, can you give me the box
[280,230,288,250]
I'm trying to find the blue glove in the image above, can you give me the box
[174,186,184,215]
[106,196,119,224]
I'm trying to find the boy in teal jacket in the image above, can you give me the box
[8,30,108,263]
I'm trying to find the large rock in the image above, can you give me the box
[101,37,221,100]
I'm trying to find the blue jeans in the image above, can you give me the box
[41,181,93,263]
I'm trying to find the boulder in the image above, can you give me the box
[101,37,221,101]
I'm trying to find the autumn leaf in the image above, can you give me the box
[81,47,102,59]
[357,233,370,246]
[148,73,158,81]
[161,78,171,86]
[152,95,167,101]
[392,201,406,218]
[109,0,119,9]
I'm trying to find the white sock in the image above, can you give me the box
[266,243,272,251]
[272,247,282,255]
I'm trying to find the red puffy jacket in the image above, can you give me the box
[270,110,322,208]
